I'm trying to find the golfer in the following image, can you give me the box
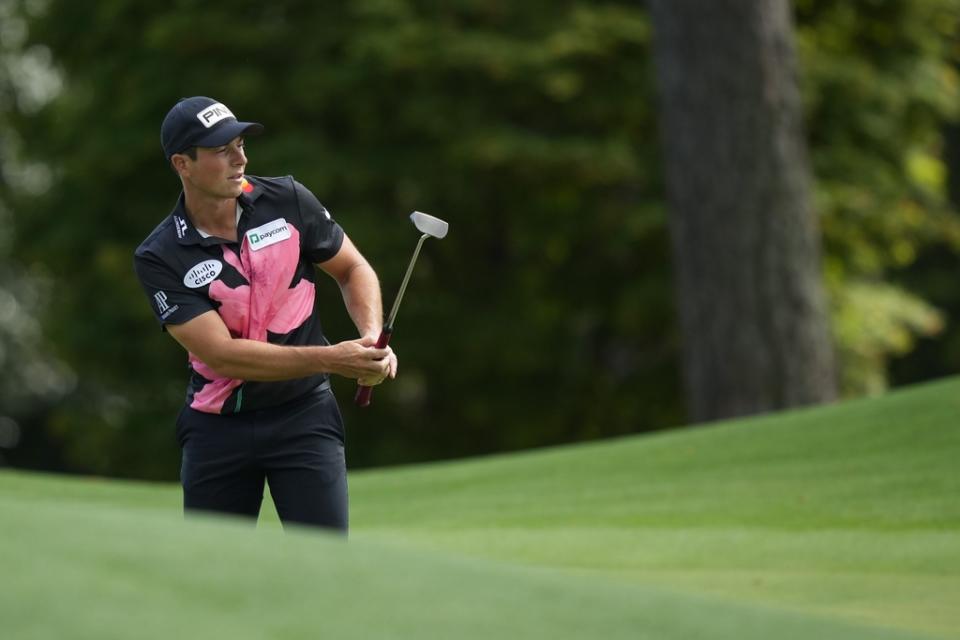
[133,96,396,532]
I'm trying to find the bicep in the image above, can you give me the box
[166,310,234,363]
[317,234,370,285]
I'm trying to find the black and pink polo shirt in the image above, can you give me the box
[133,175,344,415]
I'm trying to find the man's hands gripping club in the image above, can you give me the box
[328,335,396,387]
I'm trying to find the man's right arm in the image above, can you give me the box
[167,310,392,383]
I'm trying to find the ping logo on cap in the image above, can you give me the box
[197,102,235,128]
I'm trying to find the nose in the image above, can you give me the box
[230,144,246,165]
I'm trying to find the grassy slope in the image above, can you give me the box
[1,377,958,639]
[350,377,960,637]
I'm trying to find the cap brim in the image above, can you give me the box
[194,121,264,148]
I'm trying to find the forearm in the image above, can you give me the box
[201,338,335,382]
[168,309,391,383]
[339,262,384,337]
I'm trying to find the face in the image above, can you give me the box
[174,137,247,199]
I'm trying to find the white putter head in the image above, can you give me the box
[410,211,449,239]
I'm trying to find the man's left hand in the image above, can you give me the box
[357,333,398,386]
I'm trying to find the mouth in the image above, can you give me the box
[228,173,244,183]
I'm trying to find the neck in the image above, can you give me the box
[182,188,238,240]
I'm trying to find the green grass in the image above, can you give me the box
[2,377,958,639]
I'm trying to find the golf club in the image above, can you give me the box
[355,211,449,407]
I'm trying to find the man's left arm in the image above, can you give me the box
[318,235,397,383]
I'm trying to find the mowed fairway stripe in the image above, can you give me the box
[0,497,935,640]
[348,377,960,637]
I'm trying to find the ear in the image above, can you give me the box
[170,154,190,177]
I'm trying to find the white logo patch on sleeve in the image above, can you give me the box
[183,259,223,289]
[154,290,180,320]
[196,103,235,128]
[246,219,291,251]
[154,291,170,312]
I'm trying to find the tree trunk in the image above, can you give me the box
[648,0,837,422]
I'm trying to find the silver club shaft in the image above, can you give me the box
[386,233,429,329]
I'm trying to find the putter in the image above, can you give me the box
[355,211,449,407]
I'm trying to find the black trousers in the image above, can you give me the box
[176,386,348,532]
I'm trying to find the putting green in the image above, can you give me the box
[1,376,957,639]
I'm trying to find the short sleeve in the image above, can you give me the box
[133,251,216,329]
[294,180,344,263]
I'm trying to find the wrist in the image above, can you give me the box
[361,326,382,339]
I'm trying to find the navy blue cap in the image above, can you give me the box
[161,96,263,160]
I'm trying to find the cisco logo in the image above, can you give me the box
[183,259,223,289]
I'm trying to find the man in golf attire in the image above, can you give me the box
[134,96,396,532]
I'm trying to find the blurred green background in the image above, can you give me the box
[0,0,958,480]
